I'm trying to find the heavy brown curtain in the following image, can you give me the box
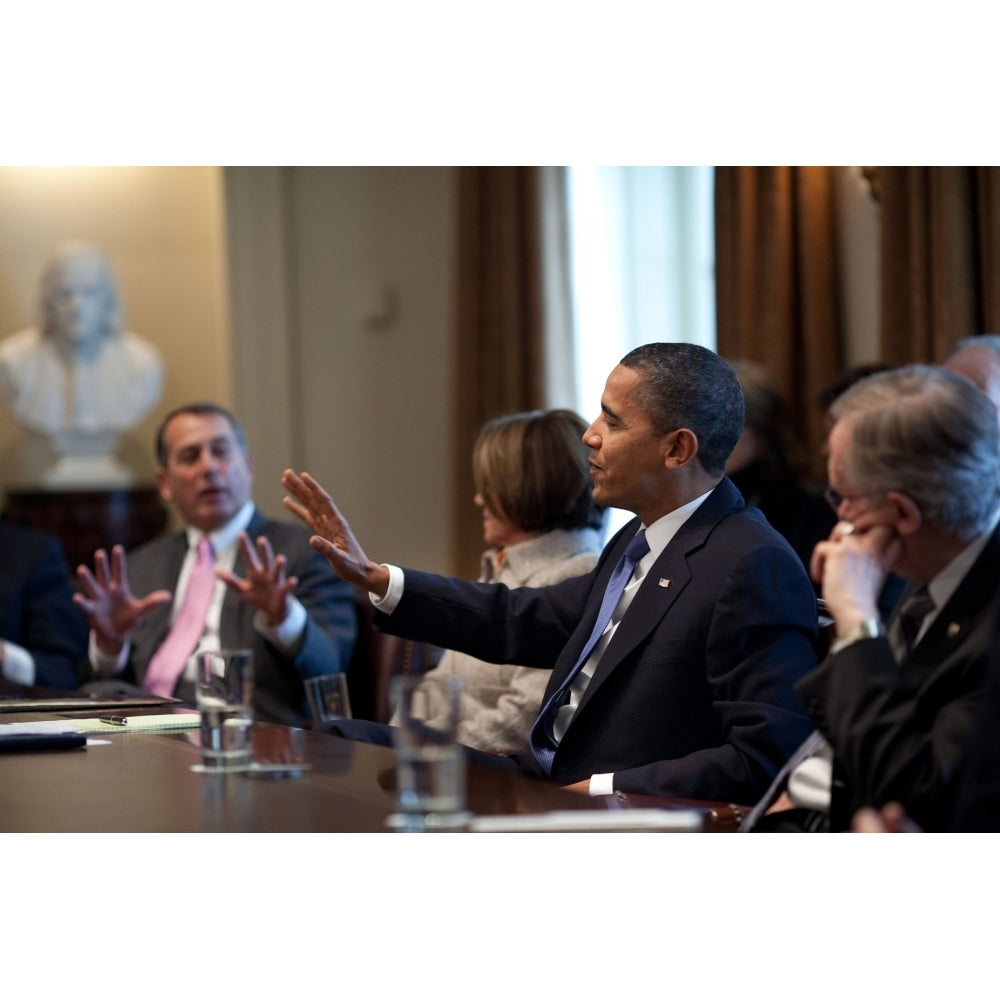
[879,166,1000,363]
[451,167,548,577]
[714,166,843,479]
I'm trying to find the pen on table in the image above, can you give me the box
[100,715,128,727]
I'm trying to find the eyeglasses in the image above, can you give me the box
[823,486,878,514]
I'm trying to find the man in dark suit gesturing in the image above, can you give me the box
[283,344,818,805]
[74,403,356,725]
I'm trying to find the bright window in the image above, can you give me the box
[566,165,716,535]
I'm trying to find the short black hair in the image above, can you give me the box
[619,343,745,476]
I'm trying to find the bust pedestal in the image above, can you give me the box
[2,488,168,571]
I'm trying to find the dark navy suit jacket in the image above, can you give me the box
[0,521,88,689]
[377,478,818,804]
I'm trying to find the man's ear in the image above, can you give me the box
[885,490,923,536]
[155,466,172,504]
[663,428,699,469]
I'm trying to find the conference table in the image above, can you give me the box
[0,683,748,833]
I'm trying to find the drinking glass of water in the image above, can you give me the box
[389,674,467,831]
[304,673,352,725]
[195,648,254,771]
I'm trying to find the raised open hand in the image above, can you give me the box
[216,531,298,625]
[281,469,389,596]
[74,545,173,654]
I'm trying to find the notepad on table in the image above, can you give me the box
[81,714,202,733]
[0,714,201,735]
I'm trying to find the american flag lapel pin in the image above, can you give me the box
[658,578,670,588]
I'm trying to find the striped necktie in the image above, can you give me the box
[529,529,649,775]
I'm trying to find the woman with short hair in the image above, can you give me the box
[390,408,604,754]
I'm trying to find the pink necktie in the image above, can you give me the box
[143,536,216,697]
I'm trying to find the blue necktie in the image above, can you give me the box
[530,529,649,775]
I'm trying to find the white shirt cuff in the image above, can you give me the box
[253,595,307,651]
[589,772,614,796]
[787,753,834,813]
[1,640,35,686]
[89,632,130,677]
[371,564,404,613]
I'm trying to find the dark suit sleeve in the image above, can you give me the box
[609,541,817,802]
[796,637,981,830]
[6,534,88,690]
[375,568,595,669]
[283,541,357,678]
[951,642,1000,830]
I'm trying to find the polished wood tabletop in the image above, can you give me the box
[0,688,746,833]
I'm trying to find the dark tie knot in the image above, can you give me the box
[900,585,934,623]
[897,584,934,651]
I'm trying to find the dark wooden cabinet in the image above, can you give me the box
[3,487,168,569]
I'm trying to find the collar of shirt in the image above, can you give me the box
[636,487,715,572]
[184,501,256,572]
[922,505,1000,634]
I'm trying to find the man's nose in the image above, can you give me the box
[196,450,220,473]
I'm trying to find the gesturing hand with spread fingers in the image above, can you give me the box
[74,545,173,655]
[281,469,390,598]
[216,531,298,626]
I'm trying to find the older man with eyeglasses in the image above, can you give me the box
[743,363,1000,832]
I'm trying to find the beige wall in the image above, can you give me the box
[225,166,457,574]
[0,165,458,572]
[0,166,231,506]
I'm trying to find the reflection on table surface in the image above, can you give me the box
[0,684,747,832]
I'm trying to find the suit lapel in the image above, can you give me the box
[904,523,1000,674]
[146,533,188,646]
[574,480,744,710]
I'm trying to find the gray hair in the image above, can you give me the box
[619,342,745,476]
[948,334,1000,358]
[830,364,1000,538]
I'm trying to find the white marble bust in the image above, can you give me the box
[0,242,163,436]
[0,242,164,487]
